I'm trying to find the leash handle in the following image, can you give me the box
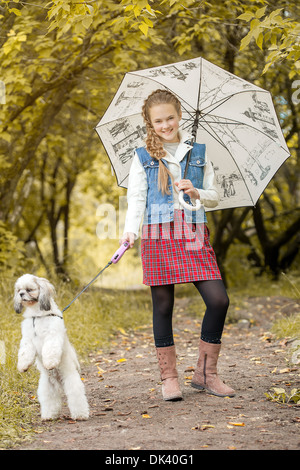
[111,241,130,264]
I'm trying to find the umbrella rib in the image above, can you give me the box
[198,115,256,205]
[126,71,197,115]
[199,89,269,116]
[203,112,290,154]
[95,112,142,129]
[199,95,233,118]
[197,57,203,112]
[197,120,229,150]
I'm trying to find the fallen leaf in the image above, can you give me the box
[192,424,215,431]
[201,424,215,430]
[116,358,127,363]
[228,422,245,427]
[279,368,290,374]
[118,328,128,336]
[97,366,106,376]
[142,414,151,418]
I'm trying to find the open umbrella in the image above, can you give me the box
[95,56,290,211]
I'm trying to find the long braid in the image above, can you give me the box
[142,89,181,195]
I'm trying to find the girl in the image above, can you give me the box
[121,89,235,401]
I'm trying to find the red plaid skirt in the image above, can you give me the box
[141,210,222,286]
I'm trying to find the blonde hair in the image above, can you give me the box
[142,89,182,195]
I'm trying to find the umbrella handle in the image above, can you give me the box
[178,190,202,211]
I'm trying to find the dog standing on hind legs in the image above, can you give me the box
[14,274,89,421]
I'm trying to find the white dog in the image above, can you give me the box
[14,274,89,421]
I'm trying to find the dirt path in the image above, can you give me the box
[14,295,300,451]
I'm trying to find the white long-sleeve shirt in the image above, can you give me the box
[123,132,219,238]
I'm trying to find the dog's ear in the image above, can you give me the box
[37,278,55,311]
[14,292,23,314]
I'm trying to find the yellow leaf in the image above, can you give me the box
[237,11,255,22]
[228,422,245,426]
[142,414,151,418]
[97,366,106,375]
[139,22,148,36]
[133,5,141,17]
[255,6,267,19]
[279,368,290,374]
[118,328,128,336]
[117,358,127,363]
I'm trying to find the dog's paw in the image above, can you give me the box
[17,362,30,373]
[70,412,89,421]
[41,413,60,421]
[43,357,60,370]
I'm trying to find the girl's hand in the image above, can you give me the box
[175,180,200,200]
[120,232,135,248]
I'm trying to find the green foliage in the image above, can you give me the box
[0,222,29,274]
[237,2,300,76]
[272,311,300,344]
[265,387,300,405]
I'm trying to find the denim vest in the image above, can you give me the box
[136,144,207,225]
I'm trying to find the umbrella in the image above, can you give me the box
[95,56,290,211]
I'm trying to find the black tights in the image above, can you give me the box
[151,280,229,347]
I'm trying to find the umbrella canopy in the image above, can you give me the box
[95,57,290,211]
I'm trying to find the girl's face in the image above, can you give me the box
[149,103,182,143]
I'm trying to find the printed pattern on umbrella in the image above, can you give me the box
[95,57,290,210]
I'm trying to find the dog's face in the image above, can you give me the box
[14,274,55,314]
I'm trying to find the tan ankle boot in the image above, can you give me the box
[191,340,235,397]
[156,345,183,401]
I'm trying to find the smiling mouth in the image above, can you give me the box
[22,298,38,304]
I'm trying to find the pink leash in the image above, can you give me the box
[62,242,130,313]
